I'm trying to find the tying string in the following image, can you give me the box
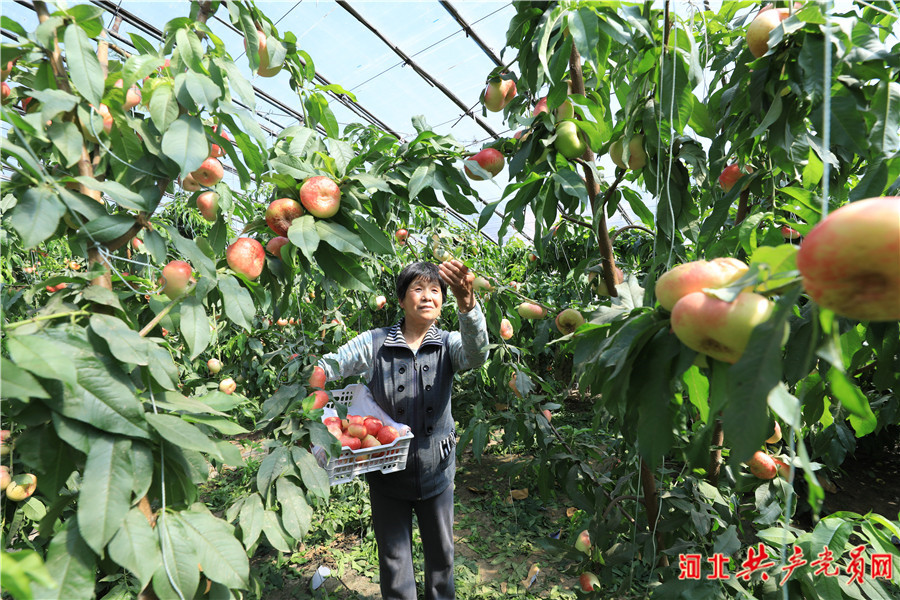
[148,385,187,600]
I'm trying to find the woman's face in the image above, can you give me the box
[399,276,443,324]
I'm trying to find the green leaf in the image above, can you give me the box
[180,294,210,359]
[161,114,209,179]
[276,477,313,540]
[162,224,217,279]
[63,24,104,106]
[147,344,179,390]
[750,93,783,138]
[74,176,149,212]
[724,289,797,464]
[261,510,292,553]
[292,447,330,501]
[257,446,293,501]
[768,382,801,430]
[325,138,354,177]
[0,357,49,399]
[314,246,374,292]
[180,508,249,588]
[7,333,79,386]
[632,330,683,468]
[316,221,367,256]
[90,314,153,365]
[81,285,124,313]
[183,414,248,435]
[149,83,179,132]
[217,275,255,331]
[827,369,877,436]
[871,80,900,155]
[216,57,256,109]
[659,53,692,135]
[80,213,136,243]
[238,493,265,547]
[350,172,392,193]
[287,215,320,261]
[0,548,55,599]
[9,185,66,249]
[78,435,134,554]
[48,121,84,167]
[683,365,709,423]
[65,351,149,439]
[108,507,162,589]
[175,28,204,72]
[174,71,222,111]
[30,520,97,600]
[354,216,394,255]
[408,162,435,200]
[153,514,200,600]
[145,413,220,457]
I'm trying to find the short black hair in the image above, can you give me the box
[396,262,447,301]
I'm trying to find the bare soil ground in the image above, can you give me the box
[266,450,578,599]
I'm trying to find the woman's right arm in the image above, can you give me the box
[316,330,375,383]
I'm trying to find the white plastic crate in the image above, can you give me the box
[321,385,414,486]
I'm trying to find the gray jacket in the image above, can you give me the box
[317,303,488,499]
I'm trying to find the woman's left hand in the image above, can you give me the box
[439,260,476,313]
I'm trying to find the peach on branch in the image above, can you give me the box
[266,236,290,258]
[473,276,494,292]
[464,148,504,181]
[191,158,224,187]
[555,308,585,335]
[609,135,647,170]
[244,29,282,77]
[579,572,600,592]
[226,237,265,280]
[516,302,546,319]
[767,422,782,444]
[266,197,304,236]
[746,7,790,58]
[670,291,778,364]
[309,365,327,389]
[483,77,516,112]
[655,257,750,312]
[299,176,341,218]
[575,530,591,555]
[781,225,801,240]
[207,358,222,374]
[499,318,513,340]
[395,229,409,244]
[747,451,777,479]
[181,174,202,192]
[796,196,900,321]
[196,191,219,222]
[590,266,625,297]
[219,378,236,395]
[4,473,36,501]
[159,260,193,299]
[718,163,754,192]
[554,120,587,160]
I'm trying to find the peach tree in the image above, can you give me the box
[0,1,499,598]
[453,2,899,598]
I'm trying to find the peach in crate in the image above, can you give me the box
[317,385,413,486]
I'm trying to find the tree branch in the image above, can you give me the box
[568,42,619,298]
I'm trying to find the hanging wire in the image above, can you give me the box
[348,3,510,93]
[820,0,833,218]
[148,385,187,600]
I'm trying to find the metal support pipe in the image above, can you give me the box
[336,1,499,141]
[438,1,503,68]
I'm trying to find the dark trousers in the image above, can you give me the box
[369,483,455,600]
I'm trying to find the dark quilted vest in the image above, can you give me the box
[366,326,456,500]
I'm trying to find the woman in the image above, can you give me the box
[316,259,489,600]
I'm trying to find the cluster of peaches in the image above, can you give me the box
[323,414,400,456]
